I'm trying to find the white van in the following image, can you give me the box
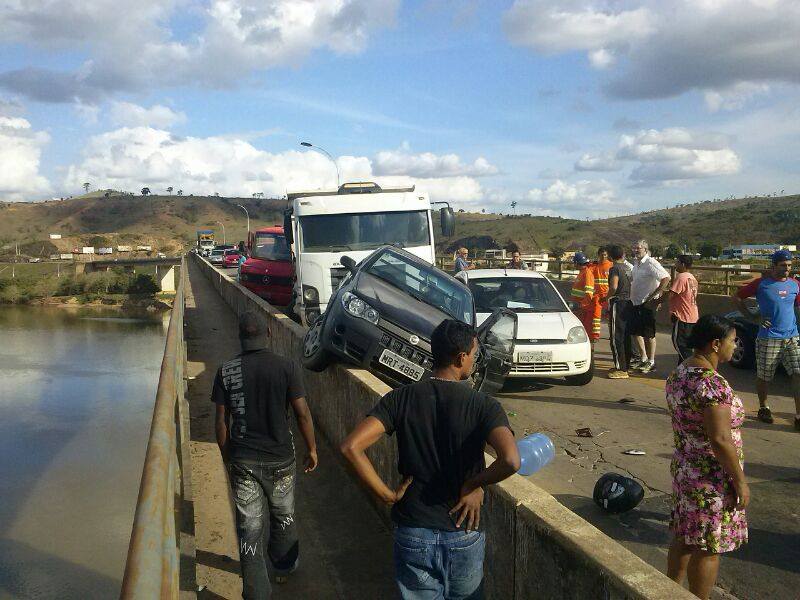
[284,182,455,326]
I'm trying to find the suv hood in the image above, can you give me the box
[354,272,455,337]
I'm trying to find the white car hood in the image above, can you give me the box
[477,310,579,340]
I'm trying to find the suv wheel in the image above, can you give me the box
[730,326,755,369]
[302,315,331,372]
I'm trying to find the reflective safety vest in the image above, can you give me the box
[592,259,613,300]
[570,265,595,308]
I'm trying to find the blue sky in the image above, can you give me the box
[1,1,800,217]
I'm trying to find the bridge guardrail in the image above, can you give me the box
[120,257,193,599]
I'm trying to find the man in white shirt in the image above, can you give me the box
[630,240,671,373]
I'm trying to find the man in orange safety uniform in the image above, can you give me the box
[589,246,613,343]
[570,252,596,343]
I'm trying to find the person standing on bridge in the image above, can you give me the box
[606,245,633,378]
[666,315,749,600]
[454,247,475,274]
[666,255,699,364]
[630,239,671,374]
[340,319,520,599]
[213,311,318,599]
[570,252,597,345]
[508,251,529,270]
[733,249,800,428]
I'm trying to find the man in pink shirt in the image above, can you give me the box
[667,255,699,362]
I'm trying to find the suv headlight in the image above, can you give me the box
[302,285,319,304]
[567,326,588,344]
[341,291,379,325]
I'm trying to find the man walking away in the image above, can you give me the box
[454,248,474,274]
[733,250,800,429]
[571,252,597,345]
[340,319,520,599]
[508,251,529,270]
[630,240,671,373]
[667,255,699,363]
[607,245,633,379]
[213,311,319,599]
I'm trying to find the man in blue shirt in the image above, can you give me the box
[734,250,800,429]
[453,247,474,274]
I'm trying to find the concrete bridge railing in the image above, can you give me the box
[192,253,692,600]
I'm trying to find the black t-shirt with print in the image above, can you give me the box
[211,349,305,462]
[368,379,510,531]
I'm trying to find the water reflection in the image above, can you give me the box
[0,306,167,599]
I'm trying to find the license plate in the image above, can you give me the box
[518,351,552,363]
[379,349,424,381]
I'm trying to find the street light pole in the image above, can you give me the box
[235,203,250,234]
[300,141,340,187]
[216,221,226,244]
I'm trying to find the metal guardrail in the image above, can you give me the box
[120,257,193,599]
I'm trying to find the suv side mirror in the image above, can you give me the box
[283,212,293,245]
[341,255,357,274]
[440,207,455,238]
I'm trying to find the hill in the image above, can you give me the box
[0,192,285,259]
[439,194,800,255]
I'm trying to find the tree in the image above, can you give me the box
[83,182,91,193]
[166,186,173,195]
[550,246,566,259]
[698,242,722,259]
[511,200,517,216]
[141,187,151,196]
[649,245,663,258]
[664,244,681,259]
[177,189,183,196]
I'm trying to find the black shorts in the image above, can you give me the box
[630,304,656,338]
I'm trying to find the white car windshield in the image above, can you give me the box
[469,277,567,313]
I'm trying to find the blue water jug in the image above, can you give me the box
[516,433,555,476]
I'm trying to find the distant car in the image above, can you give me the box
[239,227,294,307]
[460,269,593,385]
[302,245,517,391]
[209,248,226,265]
[223,249,241,268]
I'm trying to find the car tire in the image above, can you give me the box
[302,315,331,372]
[730,326,755,369]
[565,355,594,386]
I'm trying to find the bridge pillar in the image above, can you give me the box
[159,265,176,292]
[74,262,86,275]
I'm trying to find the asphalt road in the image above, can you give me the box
[499,327,799,600]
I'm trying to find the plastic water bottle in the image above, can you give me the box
[516,433,555,476]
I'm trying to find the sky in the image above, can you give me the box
[1,0,800,218]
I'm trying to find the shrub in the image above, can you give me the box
[126,273,159,294]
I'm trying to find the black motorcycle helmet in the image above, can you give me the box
[593,473,644,513]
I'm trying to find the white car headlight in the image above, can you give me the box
[342,291,379,325]
[567,325,588,344]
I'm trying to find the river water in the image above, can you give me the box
[0,305,168,599]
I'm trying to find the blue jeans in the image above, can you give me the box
[393,526,485,600]
[229,458,298,600]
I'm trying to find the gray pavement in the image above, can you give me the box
[498,326,799,600]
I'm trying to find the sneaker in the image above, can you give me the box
[757,406,774,424]
[637,361,655,374]
[629,358,643,369]
[607,369,629,379]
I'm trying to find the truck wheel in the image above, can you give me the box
[729,327,755,369]
[566,356,594,386]
[302,315,331,372]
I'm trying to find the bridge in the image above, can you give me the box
[75,257,183,291]
[119,255,798,599]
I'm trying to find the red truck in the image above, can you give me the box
[239,226,294,307]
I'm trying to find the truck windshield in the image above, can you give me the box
[468,277,567,313]
[299,210,430,252]
[367,248,474,324]
[252,234,291,260]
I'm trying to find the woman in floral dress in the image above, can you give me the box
[665,314,749,599]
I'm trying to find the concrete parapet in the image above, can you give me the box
[192,253,692,599]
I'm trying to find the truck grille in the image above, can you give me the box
[240,272,292,286]
[330,267,348,292]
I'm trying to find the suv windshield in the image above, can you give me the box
[367,248,474,324]
[252,234,291,260]
[469,277,567,313]
[300,210,430,252]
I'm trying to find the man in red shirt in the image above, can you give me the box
[666,255,699,362]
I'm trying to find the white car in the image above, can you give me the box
[461,269,593,385]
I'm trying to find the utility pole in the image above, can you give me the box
[300,141,340,187]
[236,204,250,235]
[216,221,226,244]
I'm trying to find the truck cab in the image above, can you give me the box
[284,182,455,326]
[239,226,294,307]
[196,230,215,256]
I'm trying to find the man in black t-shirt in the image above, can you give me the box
[212,311,318,599]
[607,244,633,378]
[341,319,520,599]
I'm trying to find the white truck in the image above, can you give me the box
[283,182,455,326]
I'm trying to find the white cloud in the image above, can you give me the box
[616,128,740,182]
[110,102,186,128]
[574,151,621,172]
[503,1,800,106]
[525,179,626,215]
[0,0,400,102]
[61,126,487,204]
[0,117,51,201]
[372,144,498,178]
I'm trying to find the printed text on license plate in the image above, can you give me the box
[379,349,424,381]
[518,351,552,363]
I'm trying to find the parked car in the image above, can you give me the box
[459,269,593,385]
[239,226,294,307]
[302,245,517,392]
[223,248,241,268]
